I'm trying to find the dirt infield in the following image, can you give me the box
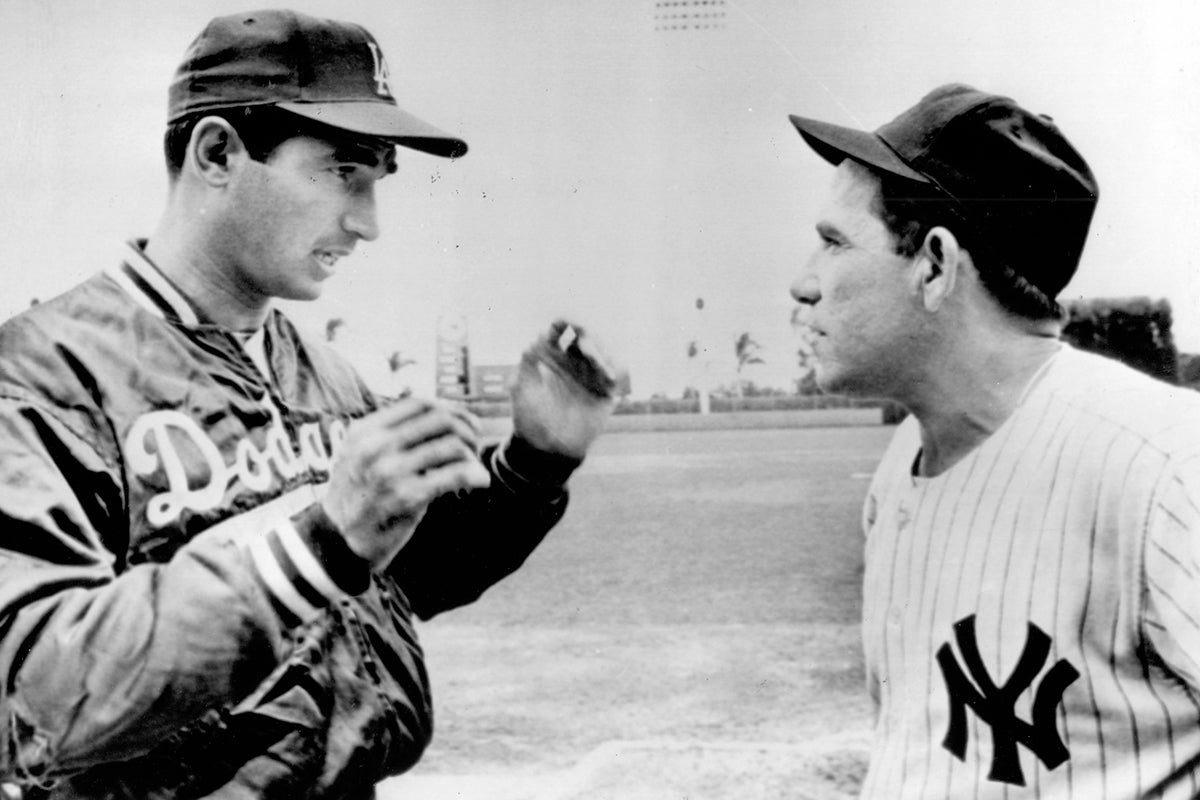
[383,425,894,798]
[533,739,871,800]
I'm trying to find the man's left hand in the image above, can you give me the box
[511,320,623,459]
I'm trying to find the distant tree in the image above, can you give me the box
[734,332,764,373]
[741,382,789,398]
[1178,352,1200,391]
[387,351,416,374]
[386,350,417,398]
[1061,297,1178,383]
[324,318,345,342]
[794,370,820,397]
[732,332,765,398]
[794,323,820,396]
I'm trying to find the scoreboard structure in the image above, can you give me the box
[433,317,527,401]
[434,315,470,400]
[470,364,519,399]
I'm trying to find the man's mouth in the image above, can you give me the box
[314,249,351,270]
[795,319,824,338]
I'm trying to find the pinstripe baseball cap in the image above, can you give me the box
[169,9,467,158]
[789,84,1098,299]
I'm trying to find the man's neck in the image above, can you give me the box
[909,331,1061,478]
[143,225,270,331]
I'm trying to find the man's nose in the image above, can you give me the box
[343,188,379,242]
[790,259,820,305]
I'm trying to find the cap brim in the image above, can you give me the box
[278,100,468,158]
[788,114,926,183]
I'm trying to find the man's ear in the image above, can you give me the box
[186,116,248,187]
[911,225,962,312]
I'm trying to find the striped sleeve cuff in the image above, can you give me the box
[245,504,371,627]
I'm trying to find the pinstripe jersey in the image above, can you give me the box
[859,344,1200,799]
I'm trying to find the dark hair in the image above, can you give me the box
[164,105,395,179]
[869,165,1064,321]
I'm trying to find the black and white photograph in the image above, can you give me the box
[0,1,1198,798]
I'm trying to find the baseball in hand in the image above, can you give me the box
[511,320,624,458]
[527,320,623,400]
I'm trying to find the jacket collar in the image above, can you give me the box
[106,240,204,326]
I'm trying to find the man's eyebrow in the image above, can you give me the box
[329,142,398,174]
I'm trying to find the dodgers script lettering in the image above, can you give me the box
[126,399,347,527]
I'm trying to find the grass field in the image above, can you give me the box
[384,423,895,799]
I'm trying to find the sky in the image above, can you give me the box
[2,0,1198,397]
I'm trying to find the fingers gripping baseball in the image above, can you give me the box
[321,399,491,570]
[511,321,624,458]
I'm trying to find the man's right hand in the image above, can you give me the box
[320,398,492,571]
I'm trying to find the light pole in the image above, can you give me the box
[694,297,711,414]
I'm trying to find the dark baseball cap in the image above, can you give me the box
[169,9,467,158]
[789,84,1098,299]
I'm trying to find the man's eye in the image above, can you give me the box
[822,236,844,250]
[332,166,356,181]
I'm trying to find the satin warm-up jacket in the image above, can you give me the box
[0,242,577,799]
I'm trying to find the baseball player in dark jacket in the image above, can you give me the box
[0,9,620,799]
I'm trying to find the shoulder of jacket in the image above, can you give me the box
[0,274,142,454]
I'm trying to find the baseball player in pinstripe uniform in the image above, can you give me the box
[788,84,1200,798]
[0,10,621,799]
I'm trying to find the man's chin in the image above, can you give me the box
[280,283,325,302]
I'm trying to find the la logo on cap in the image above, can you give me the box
[366,41,392,97]
[169,10,468,157]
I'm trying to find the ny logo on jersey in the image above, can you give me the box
[366,41,392,97]
[936,615,1079,786]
